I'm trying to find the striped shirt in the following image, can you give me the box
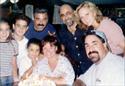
[0,40,18,76]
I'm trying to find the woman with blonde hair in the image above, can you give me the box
[76,1,125,56]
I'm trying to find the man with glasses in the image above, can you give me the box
[58,4,92,78]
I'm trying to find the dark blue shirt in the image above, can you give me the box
[57,24,93,77]
[25,21,56,40]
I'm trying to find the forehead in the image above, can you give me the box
[28,43,40,48]
[43,42,51,47]
[0,22,10,29]
[85,35,101,43]
[34,13,48,18]
[15,19,27,24]
[60,5,73,14]
[79,7,90,14]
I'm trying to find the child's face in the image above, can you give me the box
[0,22,10,42]
[27,43,40,59]
[13,20,28,37]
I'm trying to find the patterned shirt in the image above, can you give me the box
[0,40,18,76]
[33,55,75,85]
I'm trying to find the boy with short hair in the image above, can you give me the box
[12,14,30,80]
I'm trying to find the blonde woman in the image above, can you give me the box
[76,1,125,57]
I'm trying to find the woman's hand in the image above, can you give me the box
[31,56,39,66]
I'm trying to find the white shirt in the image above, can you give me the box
[18,54,32,78]
[33,55,75,85]
[16,37,29,77]
[78,52,125,86]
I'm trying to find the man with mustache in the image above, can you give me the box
[25,8,56,40]
[58,4,92,78]
[74,30,125,86]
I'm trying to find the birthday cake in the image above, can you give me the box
[18,75,56,86]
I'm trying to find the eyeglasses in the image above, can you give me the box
[60,11,72,19]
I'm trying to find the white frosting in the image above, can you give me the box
[18,75,56,86]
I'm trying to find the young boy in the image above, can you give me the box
[12,14,30,81]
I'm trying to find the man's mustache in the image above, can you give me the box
[88,51,98,55]
[38,24,44,26]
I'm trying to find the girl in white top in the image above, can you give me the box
[20,38,42,80]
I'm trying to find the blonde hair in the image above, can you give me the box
[76,1,103,24]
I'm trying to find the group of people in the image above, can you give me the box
[0,1,125,86]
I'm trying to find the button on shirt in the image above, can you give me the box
[75,45,79,48]
[58,25,92,76]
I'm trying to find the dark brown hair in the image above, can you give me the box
[27,38,42,53]
[41,35,62,54]
[14,14,30,25]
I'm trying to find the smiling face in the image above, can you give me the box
[42,42,56,59]
[85,35,108,64]
[0,22,10,42]
[34,13,48,31]
[78,7,96,26]
[13,19,28,38]
[27,43,41,59]
[60,5,75,27]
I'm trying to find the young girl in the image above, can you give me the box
[19,38,42,80]
[0,18,18,86]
